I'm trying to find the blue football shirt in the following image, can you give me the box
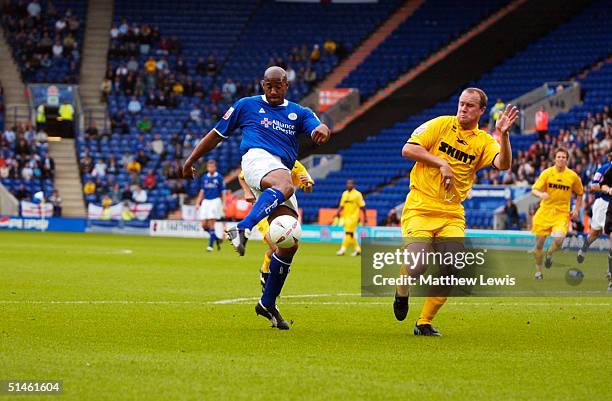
[213,95,321,168]
[200,172,224,200]
[591,162,612,202]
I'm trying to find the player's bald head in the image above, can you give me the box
[263,66,287,82]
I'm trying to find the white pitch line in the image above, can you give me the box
[0,295,610,307]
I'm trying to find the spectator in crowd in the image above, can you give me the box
[91,159,107,177]
[205,54,218,76]
[135,149,149,167]
[309,44,320,62]
[36,130,48,145]
[121,200,134,221]
[84,179,96,195]
[150,134,165,156]
[49,189,62,216]
[143,169,157,189]
[136,115,153,133]
[504,198,520,229]
[108,183,122,204]
[121,184,133,201]
[132,184,147,203]
[126,157,141,173]
[190,105,201,123]
[222,79,236,102]
[323,38,337,55]
[385,209,400,226]
[127,96,142,114]
[41,153,54,178]
[27,0,42,18]
[286,65,297,84]
[100,77,112,102]
[489,98,505,130]
[21,161,34,181]
[535,106,549,139]
[304,67,317,85]
[3,126,16,144]
[15,184,30,201]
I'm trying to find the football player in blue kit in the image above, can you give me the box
[183,66,330,329]
[194,159,225,252]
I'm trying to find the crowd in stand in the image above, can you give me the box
[476,105,612,188]
[0,81,4,133]
[1,0,82,83]
[1,122,54,182]
[102,19,339,109]
[79,120,189,206]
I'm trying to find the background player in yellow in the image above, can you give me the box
[335,179,367,256]
[238,160,314,290]
[395,87,518,336]
[531,148,583,279]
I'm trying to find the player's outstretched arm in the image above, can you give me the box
[182,129,224,178]
[493,104,519,170]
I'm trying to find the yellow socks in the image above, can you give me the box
[417,296,448,325]
[261,252,271,274]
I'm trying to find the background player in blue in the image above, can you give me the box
[194,159,225,252]
[595,158,612,291]
[182,66,330,329]
[577,150,612,263]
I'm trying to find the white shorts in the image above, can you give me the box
[241,148,299,213]
[198,198,223,220]
[590,197,609,230]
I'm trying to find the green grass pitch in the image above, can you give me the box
[0,231,610,401]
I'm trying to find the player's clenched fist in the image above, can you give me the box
[181,160,196,179]
[311,124,331,145]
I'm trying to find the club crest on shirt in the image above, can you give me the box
[412,123,428,136]
[288,113,298,120]
[223,107,234,120]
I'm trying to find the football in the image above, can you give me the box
[269,215,302,248]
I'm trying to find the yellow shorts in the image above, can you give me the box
[401,209,465,238]
[343,216,359,233]
[531,208,569,237]
[255,218,269,236]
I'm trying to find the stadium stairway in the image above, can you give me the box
[0,29,27,128]
[49,139,86,217]
[313,0,424,90]
[79,0,114,129]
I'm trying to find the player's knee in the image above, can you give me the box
[276,244,298,259]
[275,182,294,200]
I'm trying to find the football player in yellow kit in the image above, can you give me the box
[238,160,314,290]
[335,179,367,256]
[395,87,517,336]
[531,148,583,279]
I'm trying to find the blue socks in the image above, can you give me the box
[261,252,292,308]
[208,230,217,247]
[237,188,285,230]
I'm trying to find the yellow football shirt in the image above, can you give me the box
[405,115,500,217]
[340,189,365,219]
[532,166,583,213]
